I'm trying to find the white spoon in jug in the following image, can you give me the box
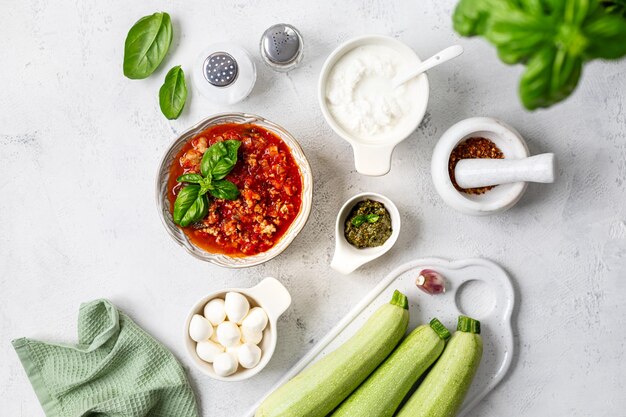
[392,45,464,88]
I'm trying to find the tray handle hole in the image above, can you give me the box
[455,279,496,319]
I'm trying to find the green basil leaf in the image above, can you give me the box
[180,194,208,227]
[601,0,626,17]
[159,66,187,119]
[519,47,582,110]
[351,215,367,227]
[200,140,241,179]
[351,213,381,227]
[123,12,173,79]
[367,214,380,223]
[177,173,203,184]
[209,180,240,200]
[173,185,207,226]
[198,176,212,196]
[584,11,626,59]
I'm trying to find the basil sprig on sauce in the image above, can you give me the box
[173,140,241,227]
[159,66,187,120]
[123,12,173,79]
[351,213,380,227]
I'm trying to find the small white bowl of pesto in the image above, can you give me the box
[330,192,401,274]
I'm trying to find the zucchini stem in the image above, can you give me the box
[390,290,409,310]
[429,318,451,341]
[457,315,481,334]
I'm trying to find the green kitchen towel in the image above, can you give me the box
[12,299,199,417]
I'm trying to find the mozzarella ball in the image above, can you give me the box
[216,321,241,347]
[210,326,219,343]
[226,341,242,356]
[241,326,263,345]
[189,314,214,342]
[204,298,226,326]
[241,307,268,333]
[196,340,224,363]
[224,292,250,324]
[213,352,239,377]
[238,343,262,369]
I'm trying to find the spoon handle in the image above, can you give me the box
[454,153,556,188]
[392,45,464,88]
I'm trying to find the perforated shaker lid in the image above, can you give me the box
[192,43,256,105]
[260,24,303,67]
[203,52,238,88]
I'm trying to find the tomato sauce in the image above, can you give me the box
[167,123,303,257]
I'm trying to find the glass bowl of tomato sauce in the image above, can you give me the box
[156,113,313,268]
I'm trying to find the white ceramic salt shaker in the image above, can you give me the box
[193,43,257,105]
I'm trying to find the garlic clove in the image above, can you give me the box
[416,269,446,295]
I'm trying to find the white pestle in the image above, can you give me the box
[454,153,556,189]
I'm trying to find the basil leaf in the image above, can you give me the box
[123,12,173,79]
[367,214,380,223]
[351,215,367,227]
[200,140,241,179]
[352,213,380,227]
[519,47,582,110]
[177,173,203,184]
[173,185,208,226]
[198,176,213,196]
[209,180,240,200]
[159,66,187,119]
[180,194,208,227]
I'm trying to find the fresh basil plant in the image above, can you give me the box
[159,66,187,120]
[173,140,241,227]
[123,12,173,79]
[453,0,626,110]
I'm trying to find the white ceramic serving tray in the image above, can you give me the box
[245,257,515,417]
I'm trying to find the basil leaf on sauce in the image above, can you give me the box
[351,213,380,227]
[123,12,173,79]
[200,140,241,179]
[159,66,187,119]
[209,180,240,200]
[177,173,203,184]
[173,185,207,226]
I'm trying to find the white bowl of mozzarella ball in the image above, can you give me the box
[184,277,291,381]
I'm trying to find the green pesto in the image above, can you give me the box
[344,200,392,248]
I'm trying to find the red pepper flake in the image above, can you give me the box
[448,137,504,195]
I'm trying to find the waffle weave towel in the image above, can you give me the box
[12,299,199,417]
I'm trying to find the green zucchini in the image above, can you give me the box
[396,315,483,417]
[331,318,451,417]
[255,290,410,417]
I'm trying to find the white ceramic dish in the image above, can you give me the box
[318,35,430,176]
[330,192,401,274]
[184,277,291,381]
[245,257,515,416]
[431,117,529,215]
[156,113,313,268]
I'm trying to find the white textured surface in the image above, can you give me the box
[1,1,625,416]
